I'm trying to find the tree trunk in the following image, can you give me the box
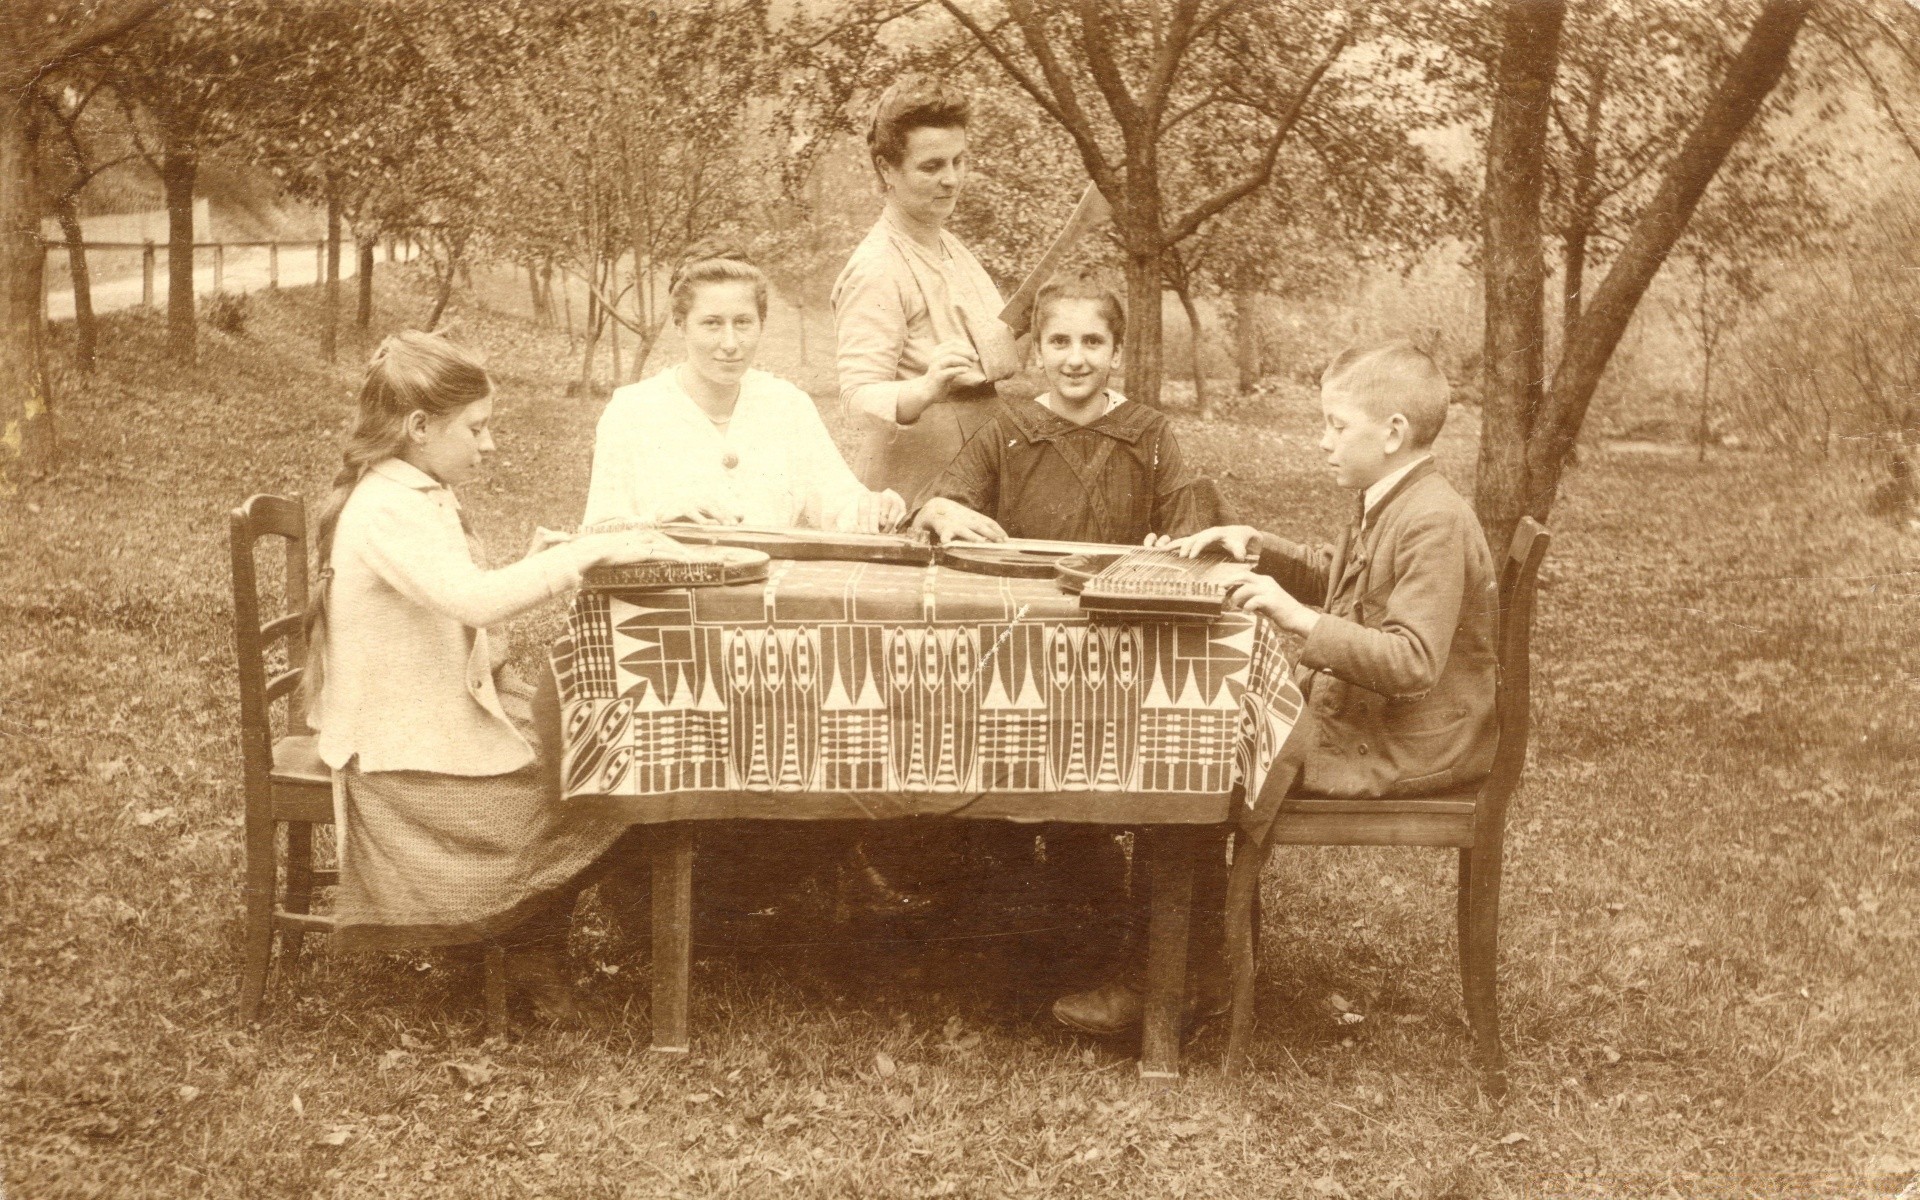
[322,191,341,362]
[609,280,622,383]
[577,285,601,396]
[1,90,57,481]
[424,238,459,332]
[1560,225,1588,354]
[57,200,96,373]
[1123,250,1164,408]
[1234,282,1259,394]
[161,144,196,363]
[356,235,375,331]
[797,298,808,367]
[1528,0,1814,517]
[1476,0,1566,555]
[1176,284,1209,420]
[1559,62,1606,351]
[526,263,544,325]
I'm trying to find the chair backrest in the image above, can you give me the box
[230,494,310,789]
[1472,517,1550,843]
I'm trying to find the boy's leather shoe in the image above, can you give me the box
[1052,980,1143,1035]
[1051,981,1231,1038]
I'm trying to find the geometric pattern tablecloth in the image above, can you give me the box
[551,559,1303,824]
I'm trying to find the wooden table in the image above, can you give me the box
[551,559,1303,1081]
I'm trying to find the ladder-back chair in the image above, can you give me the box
[1222,518,1550,1095]
[230,493,508,1034]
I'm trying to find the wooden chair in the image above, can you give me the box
[230,493,508,1033]
[1222,518,1551,1095]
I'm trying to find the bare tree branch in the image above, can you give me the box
[18,0,167,91]
[1161,26,1349,247]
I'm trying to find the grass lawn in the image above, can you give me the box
[3,271,1916,1199]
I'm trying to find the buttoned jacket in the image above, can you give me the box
[1256,460,1498,797]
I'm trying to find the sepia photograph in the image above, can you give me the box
[1,0,1915,1195]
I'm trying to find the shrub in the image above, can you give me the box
[203,291,250,337]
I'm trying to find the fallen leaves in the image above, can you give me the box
[939,1016,981,1053]
[443,1059,496,1088]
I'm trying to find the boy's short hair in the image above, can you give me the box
[1031,273,1126,345]
[1321,339,1450,448]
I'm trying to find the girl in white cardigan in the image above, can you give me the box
[308,331,656,1020]
[582,250,905,533]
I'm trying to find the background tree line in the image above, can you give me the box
[5,0,1920,549]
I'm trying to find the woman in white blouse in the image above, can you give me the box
[583,251,905,533]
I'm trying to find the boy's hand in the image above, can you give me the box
[913,497,1007,544]
[1226,573,1320,638]
[1167,524,1262,561]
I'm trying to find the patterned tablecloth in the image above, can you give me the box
[551,560,1304,825]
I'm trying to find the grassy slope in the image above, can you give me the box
[2,273,1916,1199]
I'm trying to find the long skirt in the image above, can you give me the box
[332,683,626,953]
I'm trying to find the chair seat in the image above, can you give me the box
[1280,792,1478,816]
[270,735,330,787]
[1270,791,1480,848]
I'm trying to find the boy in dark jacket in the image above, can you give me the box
[1051,338,1498,1037]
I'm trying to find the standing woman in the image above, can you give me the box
[831,77,1022,510]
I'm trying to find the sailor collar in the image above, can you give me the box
[1000,393,1155,446]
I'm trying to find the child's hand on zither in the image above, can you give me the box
[1166,524,1262,561]
[1226,574,1320,638]
[913,497,1007,544]
[571,529,684,569]
[527,526,574,558]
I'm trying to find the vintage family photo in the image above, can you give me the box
[2,0,1915,1196]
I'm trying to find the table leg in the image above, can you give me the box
[1139,826,1197,1085]
[651,823,693,1055]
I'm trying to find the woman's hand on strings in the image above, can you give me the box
[855,488,909,533]
[655,500,743,526]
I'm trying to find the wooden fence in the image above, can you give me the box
[39,236,419,318]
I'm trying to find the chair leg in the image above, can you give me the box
[283,821,315,962]
[240,815,278,1023]
[483,943,510,1041]
[1458,846,1507,1098]
[1222,829,1277,1076]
